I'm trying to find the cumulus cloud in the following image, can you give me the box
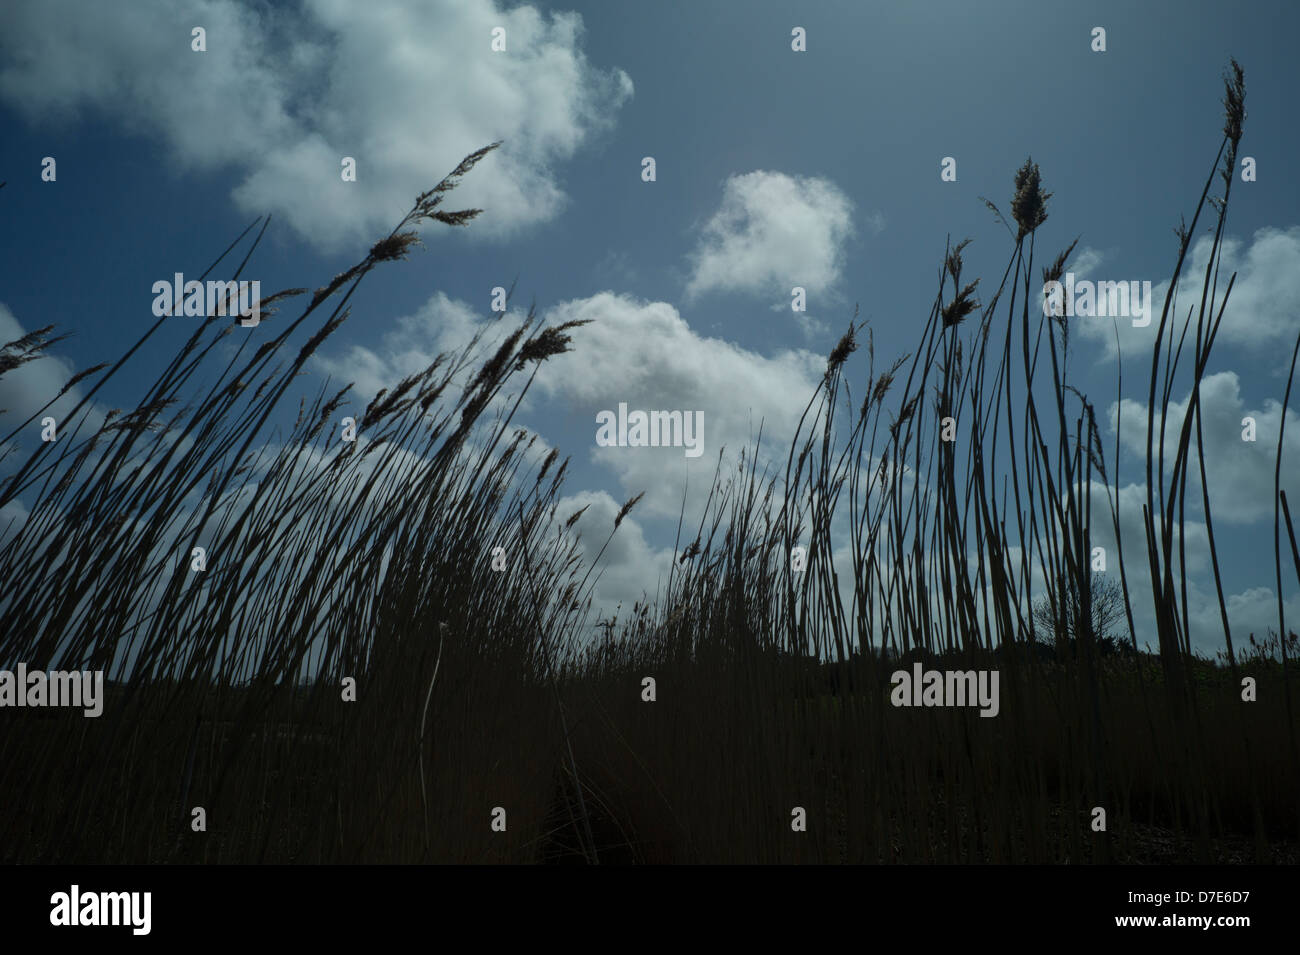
[0,0,632,251]
[684,171,857,305]
[1066,245,1106,280]
[315,289,829,520]
[0,303,95,432]
[550,489,676,617]
[974,478,1273,657]
[1077,227,1300,362]
[1110,370,1300,525]
[312,291,492,403]
[1194,585,1300,651]
[527,292,828,519]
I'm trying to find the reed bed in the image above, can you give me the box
[1,60,1295,863]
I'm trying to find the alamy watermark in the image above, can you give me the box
[1042,272,1152,327]
[890,663,1000,717]
[50,885,150,935]
[0,665,103,717]
[595,402,703,458]
[152,273,261,326]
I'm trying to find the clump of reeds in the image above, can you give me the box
[0,144,612,863]
[570,57,1298,863]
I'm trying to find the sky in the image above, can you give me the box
[2,0,1299,656]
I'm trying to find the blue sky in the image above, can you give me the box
[2,0,1299,654]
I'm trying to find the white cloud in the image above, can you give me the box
[316,289,829,519]
[0,498,28,545]
[684,171,857,304]
[0,0,632,251]
[527,292,827,519]
[550,489,675,617]
[1110,370,1300,524]
[1078,227,1300,362]
[0,303,96,432]
[312,291,492,404]
[1067,245,1106,279]
[972,478,1268,658]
